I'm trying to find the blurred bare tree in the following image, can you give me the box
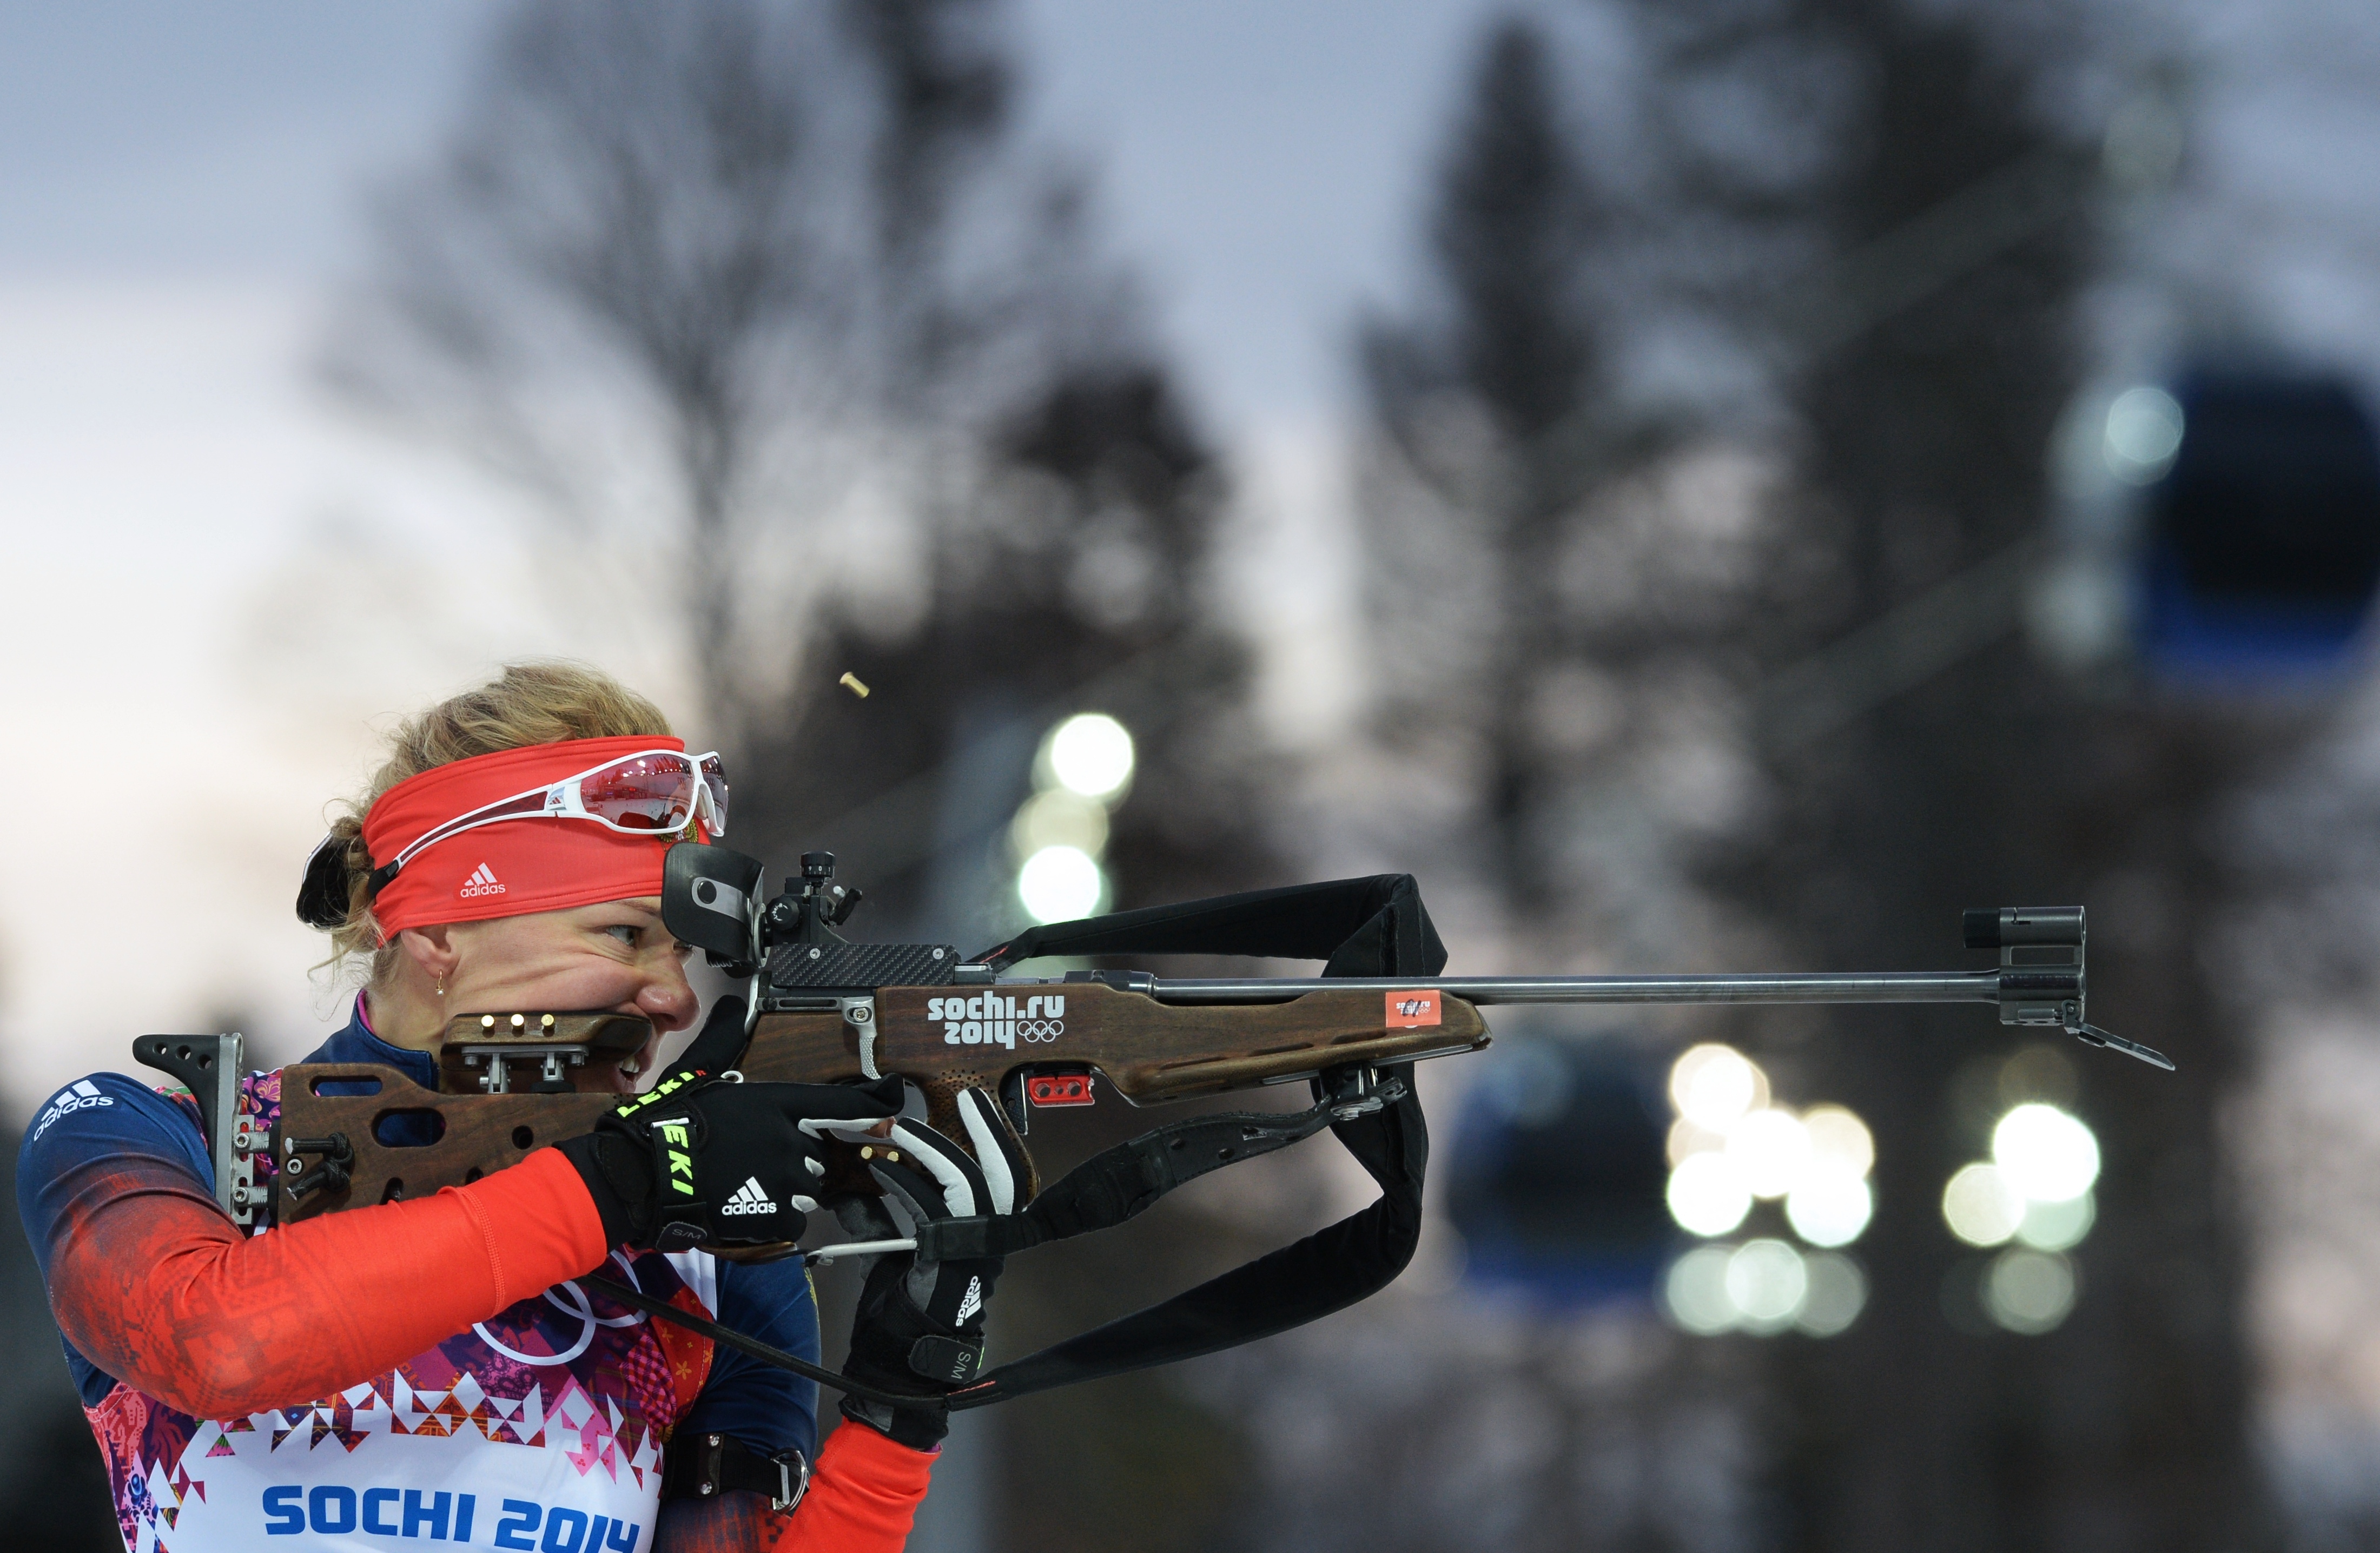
[750,364,1274,930]
[324,0,1135,747]
[327,5,1277,1552]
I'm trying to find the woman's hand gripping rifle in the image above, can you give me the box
[551,999,903,1254]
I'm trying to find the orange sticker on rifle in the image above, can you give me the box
[1027,1074,1095,1107]
[1386,990,1440,1028]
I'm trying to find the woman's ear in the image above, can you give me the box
[395,924,460,984]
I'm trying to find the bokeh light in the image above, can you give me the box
[1985,1248,2078,1333]
[1663,1245,1738,1335]
[1663,1052,1877,1260]
[1802,1104,1876,1179]
[1669,1044,1768,1131]
[1727,1107,1813,1200]
[1016,844,1105,923]
[1725,1239,1809,1333]
[1942,1162,2027,1247]
[2015,1191,2095,1252]
[1796,1251,1868,1337]
[1010,788,1110,858]
[2104,385,2185,484]
[1992,1103,2101,1204]
[1044,712,1135,799]
[1666,1151,1753,1237]
[1666,1115,1728,1167]
[1786,1169,1874,1248]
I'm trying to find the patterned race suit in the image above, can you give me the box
[18,1002,925,1552]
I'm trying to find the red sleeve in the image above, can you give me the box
[770,1421,935,1552]
[656,1418,935,1552]
[46,1147,610,1419]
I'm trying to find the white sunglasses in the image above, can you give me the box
[364,748,728,900]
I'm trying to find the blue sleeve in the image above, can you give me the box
[676,1255,822,1461]
[16,1072,215,1404]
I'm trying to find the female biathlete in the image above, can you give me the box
[18,664,1007,1551]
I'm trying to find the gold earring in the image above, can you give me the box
[435,972,446,998]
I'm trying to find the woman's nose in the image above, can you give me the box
[637,962,700,1032]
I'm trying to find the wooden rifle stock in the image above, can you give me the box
[272,983,1491,1224]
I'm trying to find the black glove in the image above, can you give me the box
[557,999,901,1252]
[827,1088,1028,1449]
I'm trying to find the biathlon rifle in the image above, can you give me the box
[135,846,2167,1409]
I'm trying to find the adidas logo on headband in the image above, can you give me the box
[458,863,507,900]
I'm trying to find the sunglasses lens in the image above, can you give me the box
[581,755,698,832]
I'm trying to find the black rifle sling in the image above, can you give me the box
[607,875,1439,1409]
[946,1068,1425,1409]
[950,874,1437,1407]
[916,1099,1351,1262]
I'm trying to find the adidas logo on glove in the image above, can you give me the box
[720,1175,778,1217]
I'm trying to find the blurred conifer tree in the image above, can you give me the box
[1320,3,2278,1550]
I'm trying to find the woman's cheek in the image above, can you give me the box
[504,954,647,1012]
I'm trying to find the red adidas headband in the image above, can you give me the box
[362,736,697,935]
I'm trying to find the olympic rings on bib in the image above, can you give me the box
[473,1252,648,1366]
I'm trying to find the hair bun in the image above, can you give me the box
[296,831,359,930]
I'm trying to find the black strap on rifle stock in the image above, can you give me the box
[975,871,1446,978]
[942,874,1438,1409]
[607,875,1438,1412]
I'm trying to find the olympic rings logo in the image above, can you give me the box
[941,1017,1065,1047]
[474,1251,647,1366]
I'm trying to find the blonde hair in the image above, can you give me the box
[320,662,673,982]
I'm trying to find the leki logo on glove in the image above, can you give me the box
[458,862,507,899]
[720,1175,777,1216]
[653,1118,697,1195]
[611,1071,699,1120]
[929,993,1065,1049]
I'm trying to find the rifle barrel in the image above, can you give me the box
[1146,970,2005,1008]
